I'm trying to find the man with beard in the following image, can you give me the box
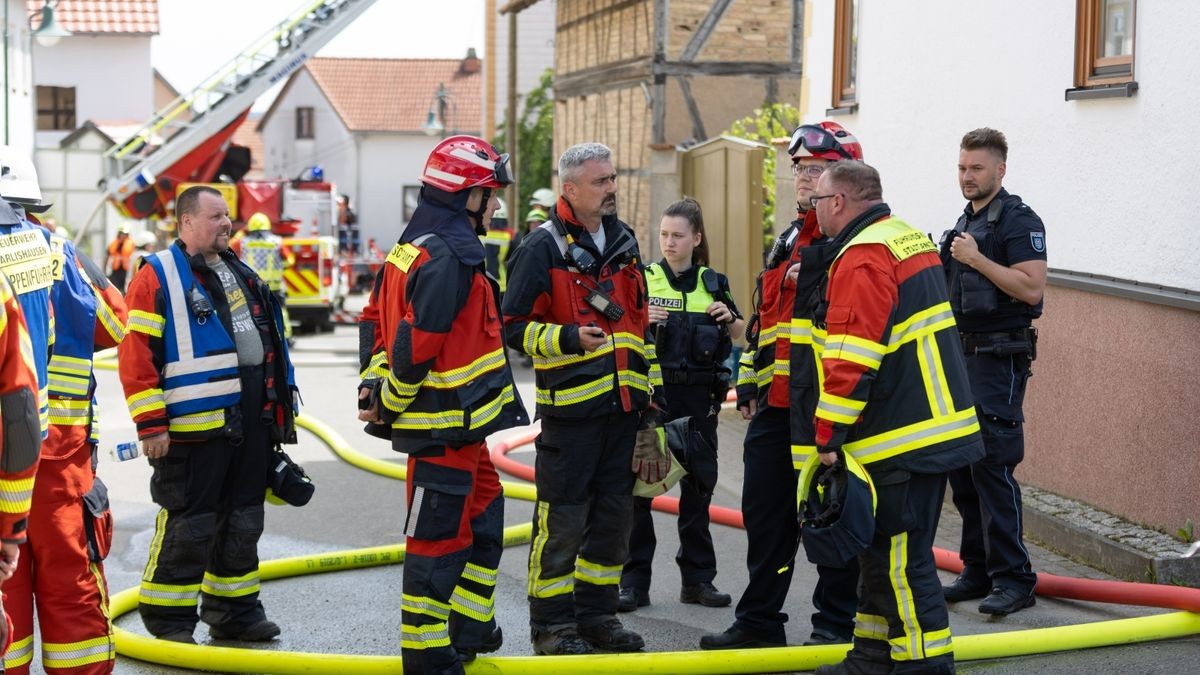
[119,186,298,644]
[503,142,666,656]
[940,128,1046,616]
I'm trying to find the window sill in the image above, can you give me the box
[824,104,858,116]
[1064,81,1138,101]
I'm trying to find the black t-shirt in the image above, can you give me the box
[943,188,1046,332]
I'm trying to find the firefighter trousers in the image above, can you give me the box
[735,406,857,642]
[623,383,719,591]
[848,471,954,673]
[527,412,638,634]
[401,441,504,675]
[3,441,114,674]
[138,367,270,637]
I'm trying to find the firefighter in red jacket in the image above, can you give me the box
[810,161,983,675]
[357,135,528,675]
[703,121,864,650]
[4,229,128,675]
[503,142,667,656]
[0,273,41,659]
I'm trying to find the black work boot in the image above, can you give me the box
[942,573,990,602]
[578,619,645,652]
[699,624,786,650]
[208,618,281,641]
[978,586,1036,615]
[814,638,891,675]
[456,626,503,663]
[531,625,594,655]
[680,582,732,607]
[617,586,650,612]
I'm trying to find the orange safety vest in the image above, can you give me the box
[107,237,135,271]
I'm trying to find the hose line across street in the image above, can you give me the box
[104,413,1200,673]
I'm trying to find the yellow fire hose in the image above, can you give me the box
[100,412,1199,673]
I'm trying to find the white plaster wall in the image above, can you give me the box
[800,1,1200,291]
[258,69,355,197]
[490,0,556,128]
[2,0,35,154]
[33,35,152,136]
[355,133,443,245]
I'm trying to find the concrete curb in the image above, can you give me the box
[1022,486,1200,587]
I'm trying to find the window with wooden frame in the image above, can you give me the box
[830,0,859,113]
[36,86,75,131]
[1070,0,1137,98]
[295,107,315,139]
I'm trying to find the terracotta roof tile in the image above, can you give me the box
[29,0,159,36]
[303,57,481,133]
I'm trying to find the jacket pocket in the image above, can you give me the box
[405,463,472,541]
[82,477,114,562]
[148,456,189,511]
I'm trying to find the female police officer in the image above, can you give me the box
[618,197,744,612]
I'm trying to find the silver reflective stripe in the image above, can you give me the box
[202,577,259,593]
[405,487,425,537]
[889,307,955,348]
[165,353,240,378]
[921,337,950,416]
[817,397,863,420]
[154,250,195,361]
[851,414,978,462]
[462,563,498,586]
[829,339,884,367]
[138,587,197,601]
[163,378,241,405]
[43,639,113,663]
[402,596,451,620]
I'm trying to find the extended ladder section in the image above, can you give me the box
[101,0,376,205]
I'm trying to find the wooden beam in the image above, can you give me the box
[675,76,707,141]
[558,0,645,33]
[655,61,804,77]
[553,57,654,99]
[792,0,804,64]
[680,0,734,62]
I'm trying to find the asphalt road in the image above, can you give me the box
[84,317,1198,674]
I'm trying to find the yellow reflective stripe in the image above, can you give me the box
[361,350,388,380]
[523,322,569,358]
[791,444,815,471]
[0,477,35,514]
[95,291,127,342]
[400,622,451,650]
[168,409,225,433]
[528,501,575,598]
[737,349,757,386]
[381,374,418,413]
[534,342,612,370]
[128,309,165,337]
[536,374,613,407]
[402,593,451,620]
[922,627,954,658]
[48,373,91,396]
[426,348,505,389]
[42,636,115,669]
[3,635,33,668]
[773,359,790,377]
[788,318,815,344]
[815,392,867,425]
[201,570,260,598]
[462,562,498,586]
[49,353,92,375]
[887,531,924,660]
[824,333,886,370]
[126,388,166,418]
[887,303,955,352]
[619,369,649,393]
[845,408,980,465]
[757,323,778,346]
[49,398,92,425]
[540,324,561,356]
[854,612,890,641]
[143,509,167,582]
[466,384,516,430]
[917,335,953,418]
[450,585,495,621]
[392,407,462,429]
[612,331,646,357]
[575,557,622,586]
[138,580,201,606]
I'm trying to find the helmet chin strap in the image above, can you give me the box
[468,188,492,234]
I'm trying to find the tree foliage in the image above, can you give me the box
[492,68,555,228]
[724,102,801,251]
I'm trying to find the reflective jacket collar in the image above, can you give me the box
[830,203,893,252]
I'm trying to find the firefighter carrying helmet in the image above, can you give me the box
[529,188,555,209]
[420,135,512,193]
[247,212,272,232]
[788,121,864,162]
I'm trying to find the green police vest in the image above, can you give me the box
[645,262,727,380]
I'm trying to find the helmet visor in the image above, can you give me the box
[789,124,855,160]
[493,153,513,187]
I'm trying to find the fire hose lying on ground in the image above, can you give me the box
[102,412,1200,674]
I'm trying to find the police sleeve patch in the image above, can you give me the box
[1030,232,1046,253]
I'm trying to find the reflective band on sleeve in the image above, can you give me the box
[3,635,34,668]
[201,570,261,598]
[41,636,115,669]
[816,392,867,425]
[0,476,35,514]
[126,388,166,418]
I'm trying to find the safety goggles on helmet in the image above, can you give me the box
[788,124,856,160]
[493,153,513,187]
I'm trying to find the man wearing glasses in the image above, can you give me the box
[703,121,863,650]
[939,128,1047,616]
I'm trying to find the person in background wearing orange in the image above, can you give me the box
[104,224,135,291]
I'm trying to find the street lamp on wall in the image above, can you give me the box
[31,1,72,48]
[422,82,454,138]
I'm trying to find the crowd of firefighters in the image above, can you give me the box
[0,110,1044,675]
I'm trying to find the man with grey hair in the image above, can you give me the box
[807,161,983,674]
[503,142,667,656]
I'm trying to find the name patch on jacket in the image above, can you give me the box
[883,231,938,261]
[386,243,422,273]
[0,230,54,293]
[648,296,683,309]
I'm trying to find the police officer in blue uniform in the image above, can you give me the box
[940,128,1047,616]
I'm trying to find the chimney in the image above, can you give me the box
[460,47,481,75]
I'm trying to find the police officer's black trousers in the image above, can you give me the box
[623,383,718,591]
[848,471,954,674]
[950,351,1036,594]
[139,366,270,637]
[734,406,857,642]
[528,412,637,634]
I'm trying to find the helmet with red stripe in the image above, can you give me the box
[420,135,512,193]
[788,121,864,162]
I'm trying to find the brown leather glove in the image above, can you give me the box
[632,427,671,484]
